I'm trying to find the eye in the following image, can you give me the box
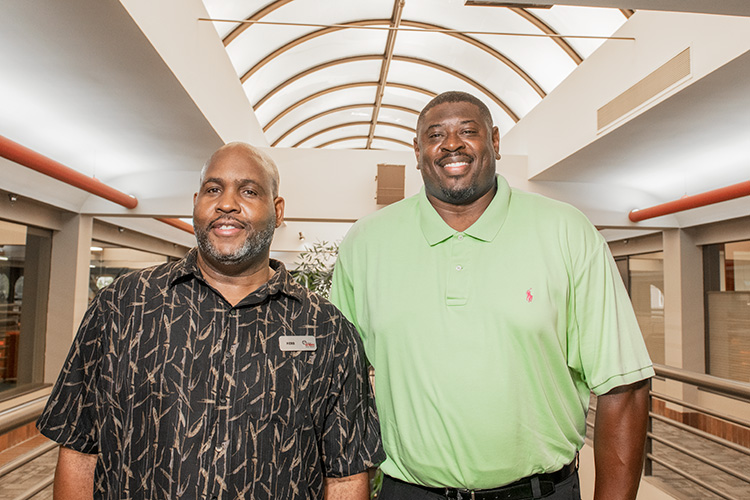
[205,186,220,194]
[242,188,258,197]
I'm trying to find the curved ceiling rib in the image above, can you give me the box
[264,82,435,132]
[239,19,545,98]
[222,0,292,46]
[292,120,415,148]
[367,0,405,150]
[509,8,583,65]
[210,1,629,151]
[225,4,583,73]
[400,20,546,98]
[317,135,413,149]
[254,54,519,122]
[271,103,419,147]
[394,55,519,121]
[255,56,378,109]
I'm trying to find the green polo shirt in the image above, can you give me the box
[331,175,653,489]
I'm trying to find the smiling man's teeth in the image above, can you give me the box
[444,161,469,167]
[219,225,235,229]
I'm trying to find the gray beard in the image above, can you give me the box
[195,216,276,266]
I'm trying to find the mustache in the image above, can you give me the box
[209,216,246,228]
[437,153,473,165]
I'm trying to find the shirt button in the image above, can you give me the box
[457,234,464,241]
[456,265,463,271]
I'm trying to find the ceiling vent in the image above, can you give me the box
[376,164,405,206]
[598,47,691,131]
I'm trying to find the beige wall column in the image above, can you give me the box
[662,228,705,371]
[44,213,93,383]
[662,228,705,409]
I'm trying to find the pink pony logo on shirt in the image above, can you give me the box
[526,288,533,303]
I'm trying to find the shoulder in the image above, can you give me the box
[340,193,420,251]
[510,188,600,235]
[94,258,182,304]
[507,188,607,266]
[510,188,587,220]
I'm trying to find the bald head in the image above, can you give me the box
[200,142,280,198]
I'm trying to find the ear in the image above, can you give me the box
[193,192,198,205]
[413,137,421,170]
[274,196,285,228]
[492,126,500,157]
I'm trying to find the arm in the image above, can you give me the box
[593,379,650,500]
[53,446,97,500]
[324,472,370,500]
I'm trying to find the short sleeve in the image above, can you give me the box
[320,316,384,477]
[570,239,655,395]
[330,238,360,333]
[36,294,105,454]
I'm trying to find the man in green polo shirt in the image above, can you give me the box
[331,91,653,500]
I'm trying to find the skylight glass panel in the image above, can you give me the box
[372,124,415,144]
[297,124,372,148]
[370,138,413,151]
[201,0,269,39]
[264,87,379,140]
[387,60,515,134]
[373,107,419,129]
[534,6,628,59]
[272,107,377,148]
[322,138,368,150]
[243,30,388,105]
[380,87,433,117]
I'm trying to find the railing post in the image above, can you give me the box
[644,377,653,476]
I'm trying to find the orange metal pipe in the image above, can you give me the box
[155,217,194,235]
[0,135,138,209]
[629,180,750,222]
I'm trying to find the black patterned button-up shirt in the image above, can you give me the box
[38,249,384,499]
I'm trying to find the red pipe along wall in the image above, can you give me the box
[0,135,138,209]
[629,180,750,222]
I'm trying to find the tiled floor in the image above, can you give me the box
[0,434,56,500]
[1,414,749,500]
[587,405,750,500]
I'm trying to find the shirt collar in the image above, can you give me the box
[168,248,306,303]
[419,175,511,246]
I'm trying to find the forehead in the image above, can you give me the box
[420,101,485,129]
[202,148,271,185]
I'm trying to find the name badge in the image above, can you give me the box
[279,335,317,352]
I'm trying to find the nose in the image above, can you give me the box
[440,131,465,152]
[216,189,240,213]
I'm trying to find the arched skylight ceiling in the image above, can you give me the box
[201,0,632,151]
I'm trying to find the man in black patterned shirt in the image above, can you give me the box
[38,142,384,499]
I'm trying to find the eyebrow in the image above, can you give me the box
[425,119,479,131]
[201,178,266,192]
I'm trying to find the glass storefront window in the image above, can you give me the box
[628,252,665,365]
[705,240,750,383]
[0,219,51,399]
[88,243,169,300]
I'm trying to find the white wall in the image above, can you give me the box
[502,10,750,179]
[119,0,268,146]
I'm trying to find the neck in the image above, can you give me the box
[196,252,274,306]
[427,182,497,232]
